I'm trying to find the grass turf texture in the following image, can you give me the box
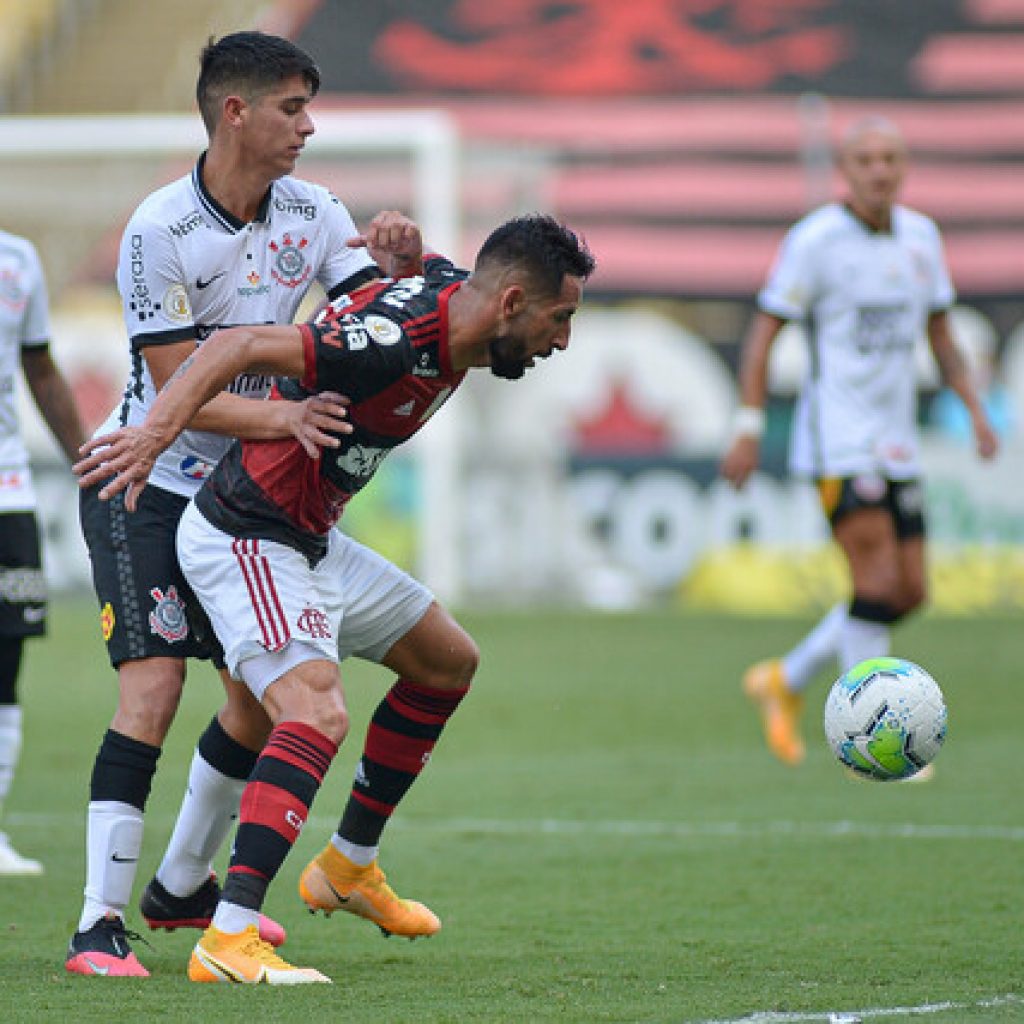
[1,598,1021,1023]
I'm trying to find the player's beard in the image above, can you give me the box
[488,331,529,380]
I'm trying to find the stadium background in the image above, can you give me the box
[3,0,1024,613]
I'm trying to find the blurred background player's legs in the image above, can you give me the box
[0,638,42,875]
[0,512,48,875]
[744,484,926,768]
[743,602,847,765]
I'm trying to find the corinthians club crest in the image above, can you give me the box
[269,234,312,289]
[149,585,188,643]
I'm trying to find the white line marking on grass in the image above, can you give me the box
[383,817,1024,843]
[688,991,1020,1023]
[7,813,1024,843]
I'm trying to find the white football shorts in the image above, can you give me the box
[176,500,432,698]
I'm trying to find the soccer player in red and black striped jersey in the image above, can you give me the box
[78,214,595,984]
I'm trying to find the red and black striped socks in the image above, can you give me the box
[222,721,337,911]
[338,679,468,847]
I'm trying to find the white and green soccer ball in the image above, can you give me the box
[823,657,947,781]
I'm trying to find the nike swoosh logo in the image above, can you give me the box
[195,272,227,289]
[83,957,110,976]
[111,854,137,863]
[325,880,350,904]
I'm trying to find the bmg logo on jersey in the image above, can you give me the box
[296,605,332,640]
[269,234,312,289]
[168,212,204,239]
[274,197,316,220]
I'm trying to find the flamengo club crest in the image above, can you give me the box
[269,234,312,289]
[297,605,332,640]
[149,585,188,643]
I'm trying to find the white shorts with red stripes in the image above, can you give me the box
[176,500,432,697]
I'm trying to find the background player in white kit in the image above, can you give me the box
[720,116,998,767]
[0,229,84,874]
[68,31,420,976]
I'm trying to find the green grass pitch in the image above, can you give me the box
[1,597,1021,1022]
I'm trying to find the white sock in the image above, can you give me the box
[79,801,144,932]
[156,749,245,897]
[331,834,378,867]
[782,603,846,692]
[840,616,891,672]
[0,705,23,812]
[212,899,259,934]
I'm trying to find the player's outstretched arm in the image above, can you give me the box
[142,338,351,447]
[75,323,308,509]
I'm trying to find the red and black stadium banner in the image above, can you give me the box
[299,0,1011,99]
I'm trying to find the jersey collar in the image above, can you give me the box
[842,201,894,236]
[192,152,272,233]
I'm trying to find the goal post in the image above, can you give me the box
[0,110,465,603]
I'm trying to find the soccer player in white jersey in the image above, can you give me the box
[67,32,421,977]
[720,116,999,767]
[0,230,84,874]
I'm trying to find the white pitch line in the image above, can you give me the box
[381,816,1024,843]
[687,992,1021,1023]
[6,812,1024,842]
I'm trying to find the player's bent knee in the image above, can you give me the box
[448,629,480,683]
[256,655,349,744]
[383,605,480,689]
[423,632,480,690]
[317,702,349,746]
[285,689,348,745]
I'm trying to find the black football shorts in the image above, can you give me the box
[0,511,47,638]
[816,474,926,540]
[79,481,222,668]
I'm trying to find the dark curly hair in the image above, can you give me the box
[476,215,596,294]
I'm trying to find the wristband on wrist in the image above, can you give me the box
[733,405,766,439]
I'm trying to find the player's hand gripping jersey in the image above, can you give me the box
[101,158,377,498]
[758,202,954,479]
[196,254,467,560]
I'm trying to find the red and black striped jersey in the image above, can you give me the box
[195,254,468,562]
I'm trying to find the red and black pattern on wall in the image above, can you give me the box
[297,1,1024,302]
[300,0,1021,99]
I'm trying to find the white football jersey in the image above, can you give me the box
[100,156,377,497]
[759,202,954,479]
[0,230,50,511]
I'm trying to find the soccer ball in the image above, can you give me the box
[823,657,947,781]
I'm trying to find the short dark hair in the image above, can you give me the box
[196,31,321,133]
[476,214,595,294]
